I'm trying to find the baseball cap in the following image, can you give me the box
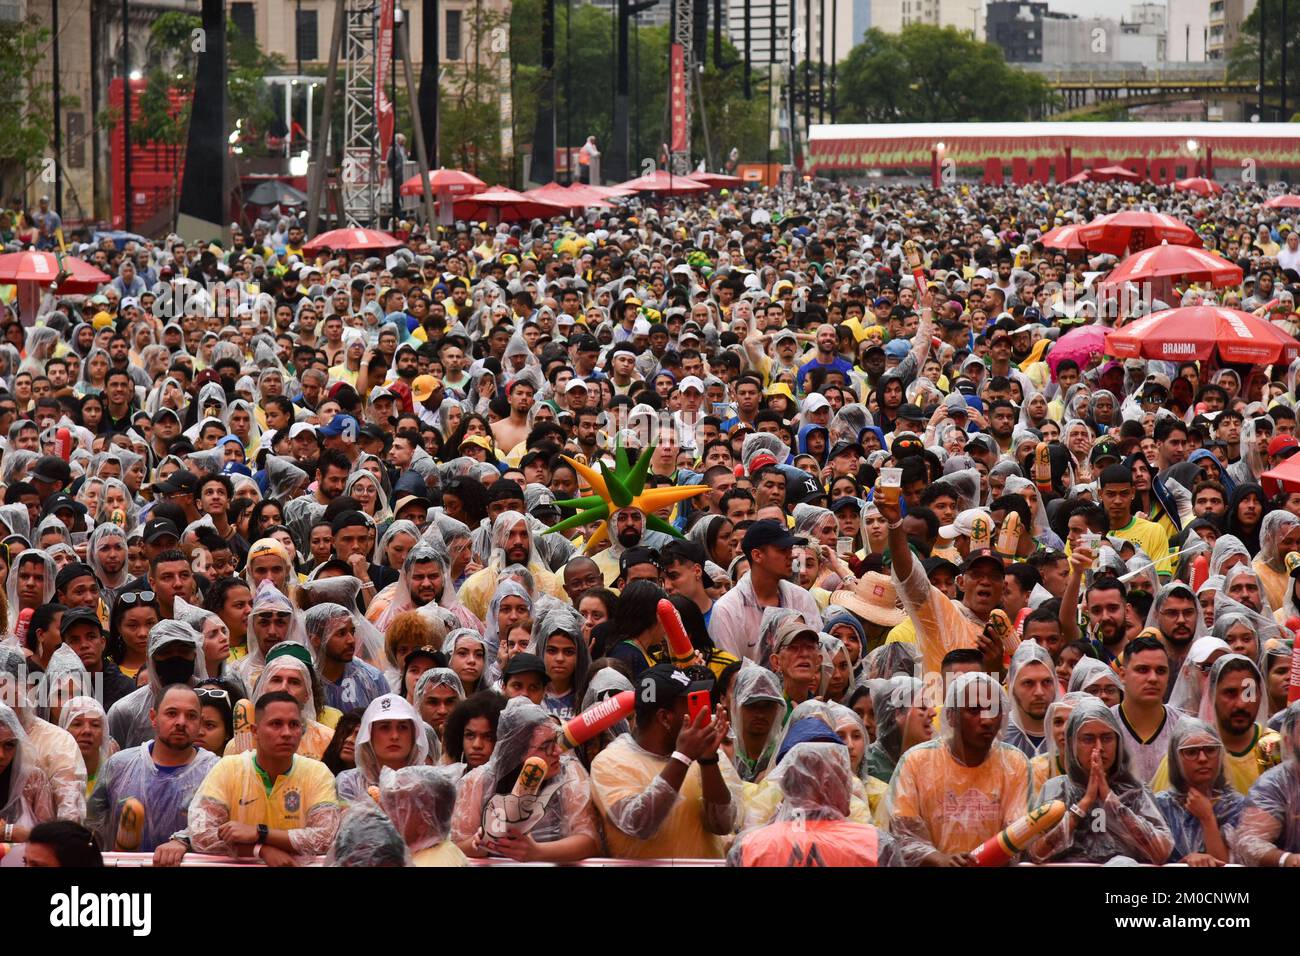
[31,456,71,485]
[143,518,180,544]
[618,546,662,577]
[939,509,994,541]
[403,645,446,668]
[827,439,864,461]
[771,617,821,653]
[679,375,704,394]
[265,643,314,669]
[42,492,86,517]
[60,607,104,636]
[896,403,925,422]
[320,414,359,439]
[1268,434,1299,457]
[564,378,589,393]
[503,653,548,680]
[1089,440,1121,466]
[156,470,199,496]
[965,434,997,455]
[411,375,440,403]
[883,339,911,359]
[741,519,807,557]
[289,421,318,439]
[961,548,1005,575]
[634,662,713,716]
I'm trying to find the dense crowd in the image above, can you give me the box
[2,178,1300,868]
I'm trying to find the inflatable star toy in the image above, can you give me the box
[542,439,709,553]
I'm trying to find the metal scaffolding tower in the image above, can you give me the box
[669,0,694,174]
[341,0,381,226]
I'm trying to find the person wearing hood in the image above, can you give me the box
[0,647,87,823]
[451,697,602,862]
[88,684,218,862]
[457,510,568,621]
[865,675,933,783]
[1002,640,1058,758]
[1229,700,1300,866]
[528,606,591,720]
[229,579,307,691]
[336,693,430,804]
[882,672,1031,866]
[0,704,55,855]
[6,548,56,642]
[1153,718,1244,865]
[729,734,901,867]
[58,696,115,797]
[1152,653,1282,796]
[1224,481,1267,556]
[727,666,786,782]
[106,619,208,750]
[304,602,389,715]
[226,647,336,760]
[1028,698,1173,863]
[1253,509,1300,612]
[378,764,467,866]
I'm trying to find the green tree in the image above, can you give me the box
[0,18,54,193]
[837,25,1054,123]
[1227,0,1300,121]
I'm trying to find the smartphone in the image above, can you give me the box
[687,690,712,727]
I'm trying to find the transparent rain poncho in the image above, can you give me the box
[792,504,837,543]
[0,503,32,542]
[326,804,411,867]
[741,432,791,472]
[1067,657,1124,699]
[729,665,786,782]
[826,701,873,783]
[528,605,590,709]
[6,549,56,632]
[819,634,850,702]
[1229,415,1273,484]
[249,654,321,724]
[299,586,386,671]
[1229,701,1300,864]
[265,455,310,501]
[378,763,460,854]
[482,580,534,673]
[1028,699,1174,864]
[934,467,982,513]
[880,672,1031,866]
[449,697,601,852]
[0,647,86,821]
[754,605,804,666]
[862,643,921,681]
[0,703,54,827]
[38,645,91,722]
[1256,510,1300,574]
[86,522,130,591]
[336,693,431,804]
[441,629,493,694]
[58,695,114,781]
[106,619,208,749]
[1004,639,1059,758]
[0,448,37,488]
[865,674,925,782]
[345,469,392,523]
[1154,717,1244,863]
[1037,690,1093,786]
[95,477,141,532]
[85,708,219,853]
[229,578,308,690]
[373,519,421,569]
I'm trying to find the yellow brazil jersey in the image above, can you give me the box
[1150,726,1282,796]
[1110,516,1173,578]
[194,751,338,831]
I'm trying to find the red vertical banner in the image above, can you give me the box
[669,44,687,153]
[377,0,395,156]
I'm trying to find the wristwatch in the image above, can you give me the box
[698,755,720,766]
[1068,803,1087,822]
[256,824,269,845]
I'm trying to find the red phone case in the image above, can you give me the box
[687,690,712,726]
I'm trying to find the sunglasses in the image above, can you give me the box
[118,590,157,606]
[196,687,231,704]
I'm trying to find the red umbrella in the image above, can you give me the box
[1262,455,1300,497]
[0,251,110,292]
[1091,165,1142,182]
[520,182,611,209]
[617,170,709,195]
[439,187,569,223]
[587,183,638,197]
[562,184,615,208]
[1061,170,1091,185]
[1173,177,1222,197]
[1265,194,1300,209]
[399,168,487,197]
[1039,224,1087,252]
[1077,211,1201,255]
[1105,306,1300,364]
[302,228,403,254]
[1098,242,1242,289]
[689,172,743,188]
[1047,324,1110,374]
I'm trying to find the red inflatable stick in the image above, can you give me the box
[970,800,1066,866]
[1288,630,1300,705]
[657,598,696,670]
[13,608,33,649]
[55,427,74,461]
[559,690,635,751]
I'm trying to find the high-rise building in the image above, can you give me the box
[725,0,857,66]
[1206,0,1256,59]
[1166,0,1209,60]
[872,0,983,36]
[984,1,1048,62]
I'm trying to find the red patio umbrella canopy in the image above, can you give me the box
[1265,194,1300,209]
[520,182,611,209]
[1061,170,1091,185]
[1091,165,1142,182]
[1077,211,1200,255]
[1039,224,1087,252]
[617,170,709,194]
[0,251,111,292]
[689,172,743,188]
[1262,455,1300,498]
[440,187,569,222]
[1173,177,1222,196]
[1105,306,1300,364]
[400,168,487,197]
[302,228,403,254]
[1099,242,1243,289]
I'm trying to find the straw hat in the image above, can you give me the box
[829,572,905,627]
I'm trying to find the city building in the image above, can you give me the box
[1206,0,1255,60]
[1166,0,1208,60]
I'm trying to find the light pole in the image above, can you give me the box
[931,141,944,189]
[122,0,132,232]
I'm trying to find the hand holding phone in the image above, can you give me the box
[687,689,712,728]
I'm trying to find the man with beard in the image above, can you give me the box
[594,506,651,586]
[304,603,388,713]
[1113,634,1183,784]
[1152,655,1281,796]
[458,510,568,619]
[1060,545,1130,663]
[1150,583,1199,687]
[88,684,218,863]
[1223,564,1266,614]
[390,342,420,388]
[1002,641,1057,758]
